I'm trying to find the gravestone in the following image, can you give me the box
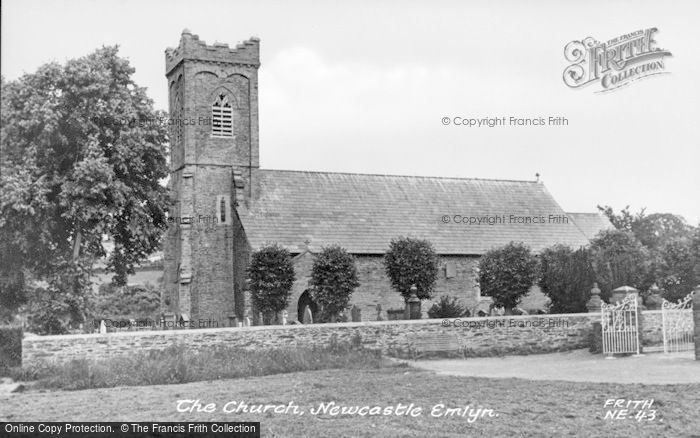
[351,305,361,322]
[303,306,313,324]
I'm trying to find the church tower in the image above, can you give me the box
[162,30,259,327]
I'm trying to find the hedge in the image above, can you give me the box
[0,326,23,368]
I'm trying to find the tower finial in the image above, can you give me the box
[535,172,540,182]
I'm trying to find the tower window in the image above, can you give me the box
[219,197,227,223]
[216,195,230,225]
[212,93,233,137]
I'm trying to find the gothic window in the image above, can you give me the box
[212,93,233,137]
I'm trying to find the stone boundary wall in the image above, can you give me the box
[21,311,668,366]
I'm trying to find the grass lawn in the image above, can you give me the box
[2,364,699,437]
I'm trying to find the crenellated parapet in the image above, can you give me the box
[165,29,260,74]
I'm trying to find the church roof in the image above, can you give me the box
[566,212,613,240]
[237,169,601,255]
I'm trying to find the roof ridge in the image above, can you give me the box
[259,168,539,184]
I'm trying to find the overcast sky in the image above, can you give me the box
[2,0,699,224]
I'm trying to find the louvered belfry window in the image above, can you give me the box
[212,93,233,137]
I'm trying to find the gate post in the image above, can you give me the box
[694,285,700,360]
[587,283,603,354]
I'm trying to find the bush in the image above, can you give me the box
[0,271,26,324]
[539,245,596,313]
[477,242,539,314]
[589,229,651,298]
[310,245,360,322]
[0,326,23,370]
[427,295,470,318]
[384,237,439,301]
[21,343,383,391]
[90,282,161,321]
[248,244,295,324]
[24,286,77,335]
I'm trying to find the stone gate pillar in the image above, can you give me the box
[586,283,603,354]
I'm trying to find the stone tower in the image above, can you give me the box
[162,30,259,327]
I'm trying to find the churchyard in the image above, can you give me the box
[2,359,699,437]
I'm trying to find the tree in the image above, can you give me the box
[309,245,360,322]
[384,237,439,301]
[477,242,539,314]
[0,47,170,332]
[653,237,700,301]
[597,205,645,233]
[597,205,698,300]
[633,213,694,250]
[589,229,651,297]
[597,205,693,250]
[247,244,295,324]
[539,245,596,313]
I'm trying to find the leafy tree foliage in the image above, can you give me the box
[0,47,170,330]
[539,245,596,313]
[427,295,470,318]
[589,230,651,297]
[633,213,694,250]
[90,283,161,321]
[247,244,295,323]
[384,237,439,301]
[598,205,694,250]
[597,205,645,234]
[653,237,700,301]
[597,205,699,300]
[0,271,25,324]
[310,245,360,322]
[477,242,539,314]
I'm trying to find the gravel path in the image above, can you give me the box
[412,349,700,384]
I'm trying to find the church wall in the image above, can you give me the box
[350,255,481,321]
[287,254,482,322]
[23,313,603,366]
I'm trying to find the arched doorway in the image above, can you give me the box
[297,290,318,323]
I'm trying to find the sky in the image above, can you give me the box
[2,0,699,224]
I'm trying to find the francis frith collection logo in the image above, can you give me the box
[563,28,672,92]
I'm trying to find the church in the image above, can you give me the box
[162,30,609,326]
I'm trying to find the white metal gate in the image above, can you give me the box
[601,295,640,357]
[662,293,694,353]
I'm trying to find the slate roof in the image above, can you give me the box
[237,169,601,255]
[567,212,613,240]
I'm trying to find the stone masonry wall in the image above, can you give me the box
[287,254,549,322]
[288,254,483,323]
[640,310,663,346]
[21,313,608,366]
